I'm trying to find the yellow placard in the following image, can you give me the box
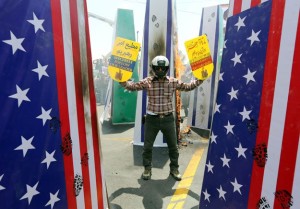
[108,37,141,82]
[184,35,214,80]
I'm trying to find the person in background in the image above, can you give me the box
[119,55,206,181]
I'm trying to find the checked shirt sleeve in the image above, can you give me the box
[175,78,203,91]
[119,77,152,91]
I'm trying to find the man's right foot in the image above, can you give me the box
[142,169,151,180]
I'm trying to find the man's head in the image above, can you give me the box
[151,55,169,78]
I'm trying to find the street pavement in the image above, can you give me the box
[97,105,209,209]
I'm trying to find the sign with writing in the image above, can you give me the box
[108,37,141,82]
[184,35,214,80]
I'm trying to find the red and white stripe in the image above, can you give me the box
[50,0,105,208]
[260,1,299,208]
[228,0,269,17]
[228,0,300,208]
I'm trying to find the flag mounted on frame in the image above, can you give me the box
[199,0,300,209]
[0,0,106,209]
[133,0,176,147]
[110,9,139,125]
[187,5,225,131]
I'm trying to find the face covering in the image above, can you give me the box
[153,66,168,78]
[155,70,167,78]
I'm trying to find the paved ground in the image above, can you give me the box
[97,105,209,209]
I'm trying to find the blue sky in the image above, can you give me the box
[87,0,229,60]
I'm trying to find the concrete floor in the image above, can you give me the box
[97,105,209,209]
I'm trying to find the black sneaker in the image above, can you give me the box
[142,169,151,180]
[170,170,182,181]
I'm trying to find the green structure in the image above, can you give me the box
[111,9,139,124]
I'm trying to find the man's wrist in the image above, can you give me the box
[196,79,204,85]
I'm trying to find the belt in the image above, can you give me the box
[147,113,172,118]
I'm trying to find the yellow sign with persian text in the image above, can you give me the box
[184,35,214,80]
[108,37,141,82]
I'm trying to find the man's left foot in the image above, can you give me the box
[170,170,182,181]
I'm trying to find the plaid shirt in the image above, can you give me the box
[120,76,203,114]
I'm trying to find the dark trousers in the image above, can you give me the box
[143,114,179,171]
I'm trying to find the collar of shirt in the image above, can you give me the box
[151,76,170,81]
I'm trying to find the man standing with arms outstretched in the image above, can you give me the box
[120,55,206,181]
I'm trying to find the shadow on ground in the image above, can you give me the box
[101,120,134,134]
[108,177,200,209]
[133,145,170,168]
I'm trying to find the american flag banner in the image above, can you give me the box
[199,0,299,209]
[0,0,106,209]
